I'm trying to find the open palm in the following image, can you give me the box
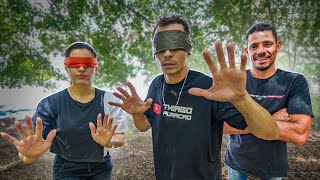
[89,113,117,147]
[109,81,152,116]
[1,116,56,160]
[189,41,247,102]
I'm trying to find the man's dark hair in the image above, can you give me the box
[152,14,190,39]
[64,42,98,58]
[245,22,278,43]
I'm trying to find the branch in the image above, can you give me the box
[204,30,230,38]
[0,160,22,173]
[116,0,153,24]
[45,0,82,40]
[270,0,291,8]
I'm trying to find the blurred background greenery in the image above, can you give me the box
[1,0,319,121]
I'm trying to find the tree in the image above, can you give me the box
[1,0,319,92]
[0,0,64,88]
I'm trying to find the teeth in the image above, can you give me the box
[256,58,268,61]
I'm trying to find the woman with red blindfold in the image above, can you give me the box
[1,42,127,180]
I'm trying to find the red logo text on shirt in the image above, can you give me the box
[153,103,161,115]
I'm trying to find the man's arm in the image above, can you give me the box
[132,114,150,132]
[224,107,312,146]
[108,81,152,133]
[231,93,279,140]
[276,75,314,146]
[223,108,288,135]
[189,41,279,140]
[224,122,249,134]
[220,93,279,140]
[276,114,312,146]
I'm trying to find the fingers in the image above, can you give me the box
[126,81,138,96]
[110,124,118,135]
[106,115,114,131]
[89,122,96,135]
[103,114,108,129]
[206,41,246,72]
[227,43,235,68]
[108,100,122,107]
[35,117,43,138]
[25,116,34,137]
[42,129,56,151]
[240,54,247,71]
[273,108,290,121]
[113,92,126,101]
[188,88,208,97]
[215,41,228,69]
[145,98,153,108]
[102,113,116,132]
[97,113,102,128]
[281,108,289,120]
[45,129,56,146]
[115,86,131,98]
[279,108,287,113]
[15,121,27,140]
[102,114,112,129]
[202,51,218,74]
[1,132,19,146]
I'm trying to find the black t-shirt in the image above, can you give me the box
[145,70,247,180]
[224,69,314,178]
[32,88,127,162]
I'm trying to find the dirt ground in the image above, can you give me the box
[1,121,319,180]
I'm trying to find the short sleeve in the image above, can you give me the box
[144,76,159,125]
[32,98,55,139]
[286,75,314,117]
[104,91,128,133]
[144,89,152,120]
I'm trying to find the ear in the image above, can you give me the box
[187,52,191,58]
[154,56,162,70]
[244,47,249,56]
[276,41,281,53]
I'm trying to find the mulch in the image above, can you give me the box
[1,121,319,180]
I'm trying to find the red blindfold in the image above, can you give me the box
[64,57,98,68]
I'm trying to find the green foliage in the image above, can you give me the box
[0,0,64,88]
[123,113,136,141]
[0,0,319,91]
[115,164,127,176]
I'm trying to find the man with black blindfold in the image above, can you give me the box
[109,14,279,180]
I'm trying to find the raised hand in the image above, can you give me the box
[189,41,247,102]
[109,81,152,116]
[89,113,117,147]
[0,116,56,163]
[272,108,290,121]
